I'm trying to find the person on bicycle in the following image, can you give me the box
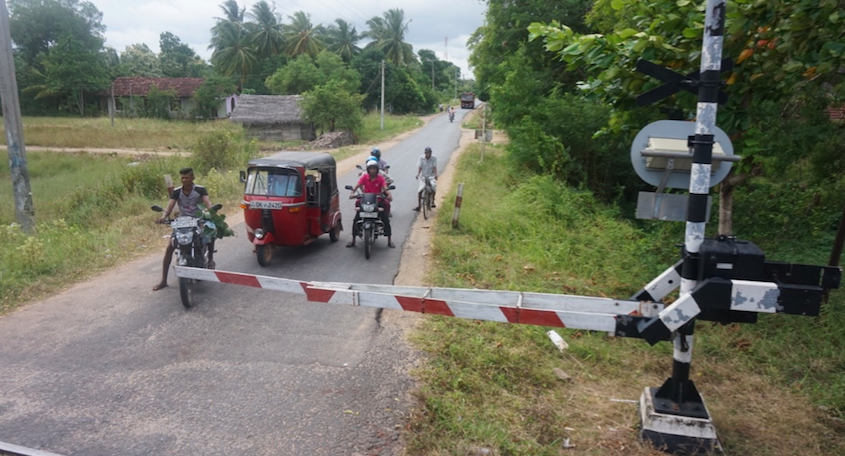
[347,159,394,248]
[413,147,438,211]
[153,167,215,291]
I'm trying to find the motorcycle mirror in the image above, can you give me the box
[387,185,396,190]
[356,164,363,170]
[344,185,354,191]
[211,204,223,211]
[385,165,390,170]
[151,205,163,212]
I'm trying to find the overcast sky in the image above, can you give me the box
[89,0,487,79]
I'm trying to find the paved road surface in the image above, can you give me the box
[0,109,470,456]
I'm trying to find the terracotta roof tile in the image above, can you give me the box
[109,77,205,97]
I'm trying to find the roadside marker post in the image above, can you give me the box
[172,1,842,453]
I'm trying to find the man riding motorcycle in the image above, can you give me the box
[347,159,394,249]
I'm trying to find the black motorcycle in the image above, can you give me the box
[345,185,394,259]
[152,204,222,308]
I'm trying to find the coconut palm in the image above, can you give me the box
[325,19,361,63]
[217,0,245,23]
[363,9,415,66]
[245,0,284,58]
[282,11,325,57]
[209,20,257,89]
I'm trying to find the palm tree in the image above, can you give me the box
[282,11,325,57]
[209,20,257,89]
[217,0,245,23]
[245,0,284,58]
[364,9,415,66]
[325,19,361,63]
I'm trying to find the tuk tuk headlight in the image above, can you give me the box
[254,228,265,239]
[176,231,193,245]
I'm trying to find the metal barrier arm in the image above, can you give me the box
[174,266,666,338]
[630,260,683,302]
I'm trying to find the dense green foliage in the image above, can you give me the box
[300,81,366,135]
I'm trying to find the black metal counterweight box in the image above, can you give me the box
[697,236,765,281]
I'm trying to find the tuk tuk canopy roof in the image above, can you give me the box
[248,152,336,170]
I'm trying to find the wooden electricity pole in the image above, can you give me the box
[0,0,35,232]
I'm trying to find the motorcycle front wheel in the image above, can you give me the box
[363,227,373,260]
[179,277,193,308]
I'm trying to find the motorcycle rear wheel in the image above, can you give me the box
[179,277,193,309]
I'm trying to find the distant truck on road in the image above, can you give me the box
[460,93,475,109]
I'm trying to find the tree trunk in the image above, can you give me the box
[718,167,760,236]
[718,179,735,236]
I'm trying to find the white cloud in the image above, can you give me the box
[91,0,485,78]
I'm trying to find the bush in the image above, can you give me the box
[192,130,257,174]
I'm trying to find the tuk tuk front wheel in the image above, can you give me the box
[256,244,273,267]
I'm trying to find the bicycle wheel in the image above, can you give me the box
[422,190,430,220]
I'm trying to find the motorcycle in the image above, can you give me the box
[345,185,395,259]
[152,203,222,308]
[356,163,393,186]
[449,111,455,122]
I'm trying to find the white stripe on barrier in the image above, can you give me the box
[658,293,702,332]
[731,279,779,313]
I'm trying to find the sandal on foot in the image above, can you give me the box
[346,241,356,248]
[388,242,396,248]
[152,283,168,291]
[412,207,420,212]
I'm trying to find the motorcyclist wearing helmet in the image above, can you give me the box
[413,147,438,211]
[347,159,394,248]
[370,148,388,171]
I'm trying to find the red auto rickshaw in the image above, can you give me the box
[239,152,342,266]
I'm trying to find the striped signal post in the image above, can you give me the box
[636,0,728,452]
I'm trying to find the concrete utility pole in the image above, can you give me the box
[380,60,385,130]
[0,0,35,232]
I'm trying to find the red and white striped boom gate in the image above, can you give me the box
[173,265,666,334]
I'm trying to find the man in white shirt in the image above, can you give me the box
[413,147,438,211]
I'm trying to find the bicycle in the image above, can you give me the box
[421,176,435,220]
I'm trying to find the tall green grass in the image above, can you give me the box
[408,143,845,455]
[0,141,252,311]
[0,116,242,150]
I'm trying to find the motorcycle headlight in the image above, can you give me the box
[362,203,376,212]
[176,231,193,245]
[254,228,265,239]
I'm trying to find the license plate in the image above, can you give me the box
[360,212,379,218]
[250,201,283,210]
[172,217,197,229]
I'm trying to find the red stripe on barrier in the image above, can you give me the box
[215,271,261,288]
[519,309,565,327]
[500,307,519,324]
[396,296,423,313]
[306,287,336,303]
[423,299,455,317]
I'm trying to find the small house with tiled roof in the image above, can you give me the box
[101,77,228,119]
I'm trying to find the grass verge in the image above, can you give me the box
[406,143,845,455]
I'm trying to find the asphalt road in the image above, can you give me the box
[0,109,470,456]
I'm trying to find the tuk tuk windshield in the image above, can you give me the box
[245,168,302,197]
